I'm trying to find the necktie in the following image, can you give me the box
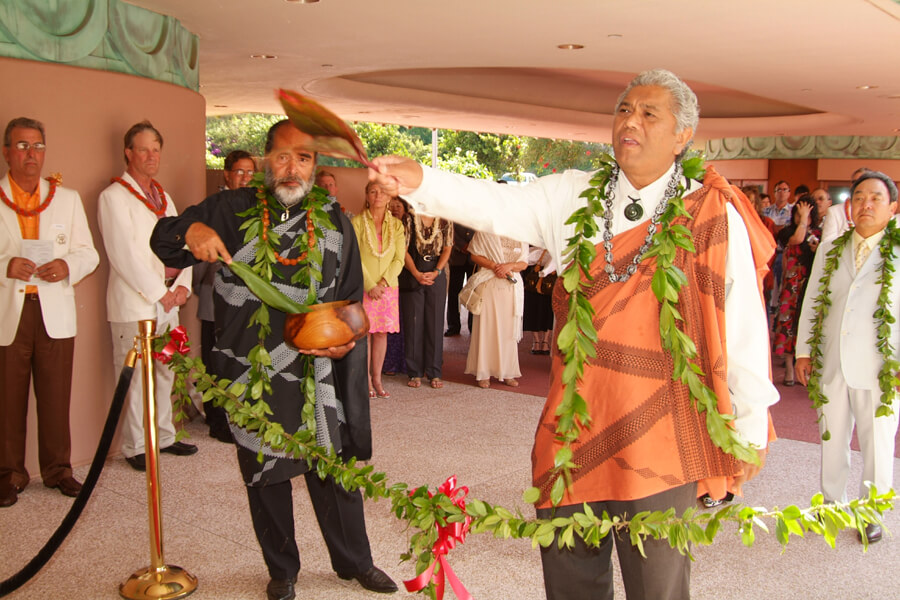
[855,240,872,272]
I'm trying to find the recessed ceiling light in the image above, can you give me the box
[213,104,228,108]
[607,34,622,39]
[800,88,812,92]
[250,54,277,59]
[321,63,333,68]
[557,43,584,50]
[358,110,371,114]
[856,85,878,90]
[284,0,320,3]
[886,94,900,100]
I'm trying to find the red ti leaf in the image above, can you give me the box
[276,89,376,169]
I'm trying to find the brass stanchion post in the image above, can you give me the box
[120,320,197,600]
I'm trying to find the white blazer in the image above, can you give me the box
[0,174,99,345]
[796,233,900,390]
[97,171,192,322]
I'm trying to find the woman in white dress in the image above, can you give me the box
[461,231,528,388]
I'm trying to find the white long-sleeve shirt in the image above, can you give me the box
[405,163,778,447]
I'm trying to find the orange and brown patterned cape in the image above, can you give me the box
[532,166,776,508]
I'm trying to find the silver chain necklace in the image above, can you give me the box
[601,163,683,283]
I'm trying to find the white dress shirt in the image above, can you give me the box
[405,163,778,447]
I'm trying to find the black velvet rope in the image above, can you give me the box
[0,364,134,597]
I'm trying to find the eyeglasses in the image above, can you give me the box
[229,169,254,176]
[10,141,46,152]
[774,187,790,192]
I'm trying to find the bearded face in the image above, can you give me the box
[265,165,314,207]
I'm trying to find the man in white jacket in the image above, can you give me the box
[0,117,99,507]
[98,120,196,471]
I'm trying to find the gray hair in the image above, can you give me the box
[4,117,45,146]
[616,69,700,136]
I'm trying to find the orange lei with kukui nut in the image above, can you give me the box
[111,177,168,217]
[258,183,315,266]
[0,176,57,217]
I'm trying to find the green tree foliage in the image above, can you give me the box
[318,122,430,168]
[437,130,524,180]
[436,147,492,179]
[205,113,284,168]
[522,138,610,176]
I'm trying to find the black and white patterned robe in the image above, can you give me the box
[150,187,371,486]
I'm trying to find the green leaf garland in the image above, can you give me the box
[805,220,900,439]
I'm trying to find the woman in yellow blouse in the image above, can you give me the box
[351,182,406,398]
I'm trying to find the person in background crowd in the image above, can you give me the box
[523,246,555,355]
[195,149,256,442]
[223,149,256,190]
[793,184,810,204]
[742,185,777,322]
[445,220,475,337]
[796,171,900,546]
[368,68,777,600]
[0,117,99,507]
[381,196,408,376]
[151,119,398,598]
[462,231,528,388]
[811,187,832,228]
[773,195,819,386]
[315,169,338,200]
[351,182,405,398]
[399,209,453,388]
[98,120,197,472]
[760,192,772,210]
[764,180,793,318]
[822,167,871,244]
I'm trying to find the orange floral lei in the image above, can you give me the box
[111,177,168,217]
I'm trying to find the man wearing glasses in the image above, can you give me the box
[764,180,793,231]
[0,117,99,507]
[222,149,256,191]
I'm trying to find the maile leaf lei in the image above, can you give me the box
[530,152,760,507]
[230,172,336,451]
[805,220,900,440]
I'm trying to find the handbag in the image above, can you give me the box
[523,250,557,295]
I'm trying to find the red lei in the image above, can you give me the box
[0,178,57,217]
[111,177,168,217]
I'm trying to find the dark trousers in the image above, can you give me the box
[446,261,474,333]
[401,270,447,379]
[0,296,74,490]
[200,319,229,436]
[246,472,374,580]
[537,482,697,600]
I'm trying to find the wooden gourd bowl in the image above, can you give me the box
[283,299,369,350]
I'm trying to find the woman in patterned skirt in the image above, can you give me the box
[351,182,406,398]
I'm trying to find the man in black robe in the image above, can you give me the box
[150,120,397,600]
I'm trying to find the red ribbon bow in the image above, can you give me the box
[153,325,190,364]
[404,475,473,600]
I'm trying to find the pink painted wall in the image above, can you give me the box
[0,57,206,475]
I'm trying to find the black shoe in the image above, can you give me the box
[859,523,883,544]
[161,441,198,456]
[126,454,146,471]
[0,481,18,507]
[209,429,233,444]
[339,566,398,593]
[266,577,296,600]
[444,329,460,337]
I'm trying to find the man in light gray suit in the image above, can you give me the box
[795,170,900,544]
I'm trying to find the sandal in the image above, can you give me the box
[407,377,422,388]
[430,378,444,389]
[502,378,519,387]
[476,379,490,389]
[540,341,551,355]
[375,387,391,399]
[530,341,541,355]
[368,389,377,399]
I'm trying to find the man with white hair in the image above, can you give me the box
[370,69,778,599]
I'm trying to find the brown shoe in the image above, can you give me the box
[859,523,883,545]
[47,476,82,498]
[0,481,18,507]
